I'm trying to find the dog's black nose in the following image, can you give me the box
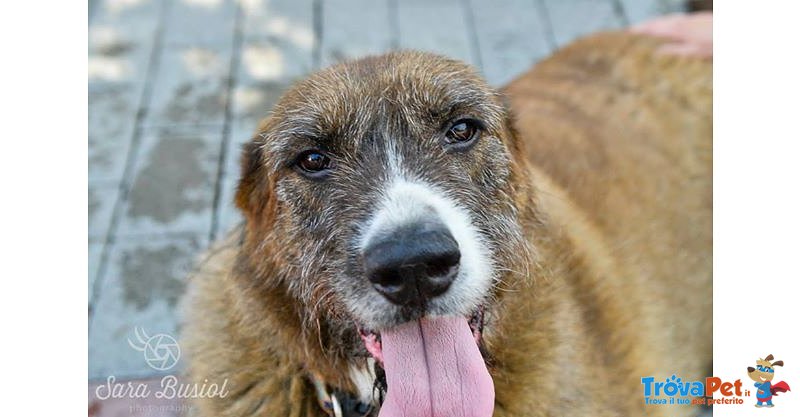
[363,221,460,307]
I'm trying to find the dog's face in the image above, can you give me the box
[747,356,783,383]
[236,51,529,373]
[748,364,776,383]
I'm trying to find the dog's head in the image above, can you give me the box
[235,51,533,408]
[747,354,784,383]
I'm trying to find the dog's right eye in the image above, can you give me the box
[295,150,332,177]
[444,118,482,150]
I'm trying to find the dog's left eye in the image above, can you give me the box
[295,150,332,177]
[445,119,481,146]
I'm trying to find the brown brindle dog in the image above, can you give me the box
[182,32,711,417]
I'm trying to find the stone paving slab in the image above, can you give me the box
[89,85,139,182]
[91,0,163,25]
[89,7,157,88]
[89,242,104,303]
[89,234,208,380]
[319,0,394,67]
[471,0,553,86]
[89,182,121,241]
[396,0,478,68]
[621,0,686,24]
[162,0,237,47]
[541,0,624,47]
[239,39,312,86]
[144,44,232,127]
[116,127,222,237]
[241,0,315,50]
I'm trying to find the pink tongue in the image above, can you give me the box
[378,316,494,417]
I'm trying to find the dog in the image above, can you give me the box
[182,32,712,417]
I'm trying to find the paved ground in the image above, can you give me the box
[88,0,687,382]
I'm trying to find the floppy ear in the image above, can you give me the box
[235,139,276,225]
[765,354,775,361]
[772,360,784,367]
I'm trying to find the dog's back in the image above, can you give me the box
[503,32,711,414]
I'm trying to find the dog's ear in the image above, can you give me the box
[747,367,756,373]
[765,354,775,361]
[772,360,784,367]
[235,139,263,212]
[235,139,276,225]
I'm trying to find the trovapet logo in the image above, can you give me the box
[641,375,746,406]
[641,353,793,408]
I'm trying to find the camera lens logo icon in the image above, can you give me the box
[127,327,180,371]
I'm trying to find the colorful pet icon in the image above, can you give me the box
[746,354,791,408]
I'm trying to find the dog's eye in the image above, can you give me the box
[295,150,332,176]
[444,119,481,149]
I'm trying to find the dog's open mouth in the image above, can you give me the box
[355,308,493,416]
[357,307,485,364]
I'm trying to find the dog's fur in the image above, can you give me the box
[182,32,711,416]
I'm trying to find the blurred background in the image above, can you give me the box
[88,0,698,390]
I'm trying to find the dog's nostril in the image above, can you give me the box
[424,249,459,278]
[363,222,460,307]
[369,268,404,293]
